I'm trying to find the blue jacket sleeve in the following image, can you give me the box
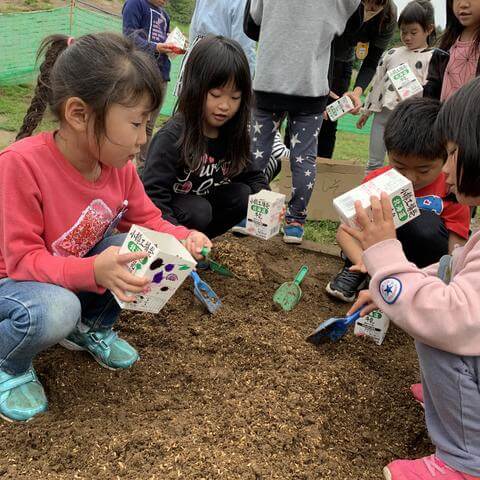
[122,0,157,55]
[231,0,257,76]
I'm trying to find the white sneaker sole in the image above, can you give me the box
[325,282,356,303]
[383,466,392,480]
[283,234,303,244]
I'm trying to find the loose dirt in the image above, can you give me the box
[0,235,431,479]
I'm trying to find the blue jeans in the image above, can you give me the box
[0,234,126,375]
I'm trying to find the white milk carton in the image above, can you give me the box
[326,95,354,121]
[114,225,196,313]
[354,310,390,345]
[333,168,420,228]
[165,27,187,58]
[246,190,286,240]
[387,62,423,100]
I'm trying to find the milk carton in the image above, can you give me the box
[246,190,286,240]
[165,27,187,58]
[333,168,420,228]
[326,95,354,121]
[114,225,196,313]
[387,62,423,100]
[354,310,390,345]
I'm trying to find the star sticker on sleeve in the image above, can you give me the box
[295,155,304,163]
[290,133,301,148]
[253,121,263,134]
[304,170,311,177]
[253,149,264,159]
[384,284,393,295]
[307,182,314,190]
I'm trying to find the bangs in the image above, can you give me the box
[399,4,427,28]
[110,54,162,113]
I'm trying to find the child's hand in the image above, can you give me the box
[184,231,212,259]
[356,114,369,129]
[94,246,150,302]
[348,290,377,317]
[343,91,363,114]
[156,42,174,54]
[349,261,367,274]
[341,193,396,250]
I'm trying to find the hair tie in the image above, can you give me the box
[67,36,75,47]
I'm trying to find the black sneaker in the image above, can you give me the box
[326,259,368,303]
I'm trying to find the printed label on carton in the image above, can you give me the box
[326,96,354,121]
[354,309,390,345]
[166,27,187,57]
[333,169,420,229]
[246,190,286,240]
[114,225,196,313]
[387,62,423,100]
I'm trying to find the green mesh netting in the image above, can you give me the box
[0,5,370,132]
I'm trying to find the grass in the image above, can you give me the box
[0,0,56,13]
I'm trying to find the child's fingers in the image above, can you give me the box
[111,286,137,303]
[116,277,149,294]
[340,223,363,243]
[370,195,383,224]
[380,192,393,222]
[117,251,148,265]
[118,270,150,288]
[354,200,371,229]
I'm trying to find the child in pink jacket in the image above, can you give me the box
[346,78,480,479]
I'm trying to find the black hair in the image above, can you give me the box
[365,0,396,32]
[16,32,163,141]
[438,0,480,52]
[384,97,446,162]
[176,35,252,176]
[435,77,480,196]
[398,0,436,46]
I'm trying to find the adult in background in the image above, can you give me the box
[189,0,256,76]
[249,0,361,244]
[122,0,173,171]
[317,0,397,159]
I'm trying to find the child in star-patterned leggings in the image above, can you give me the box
[251,110,324,243]
[248,0,360,243]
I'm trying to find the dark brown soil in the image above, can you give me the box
[0,235,431,479]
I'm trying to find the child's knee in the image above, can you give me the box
[40,288,81,341]
[185,202,213,232]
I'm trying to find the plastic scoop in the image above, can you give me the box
[306,308,363,344]
[273,265,308,311]
[200,247,233,277]
[190,271,221,314]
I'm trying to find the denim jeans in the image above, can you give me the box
[0,234,126,375]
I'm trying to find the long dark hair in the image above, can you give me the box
[398,0,436,46]
[16,32,163,142]
[176,35,252,176]
[438,0,480,52]
[435,77,480,196]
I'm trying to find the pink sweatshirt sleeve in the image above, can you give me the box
[119,163,191,240]
[0,152,101,292]
[363,238,480,356]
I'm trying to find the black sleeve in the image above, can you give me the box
[354,44,385,91]
[355,10,396,91]
[232,160,269,194]
[142,119,183,225]
[423,49,449,100]
[342,4,364,40]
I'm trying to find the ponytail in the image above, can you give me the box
[16,35,69,141]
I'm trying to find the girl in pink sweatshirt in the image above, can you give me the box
[0,32,211,423]
[345,78,480,480]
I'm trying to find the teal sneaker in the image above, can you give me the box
[0,368,47,422]
[60,329,139,371]
[283,222,304,244]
